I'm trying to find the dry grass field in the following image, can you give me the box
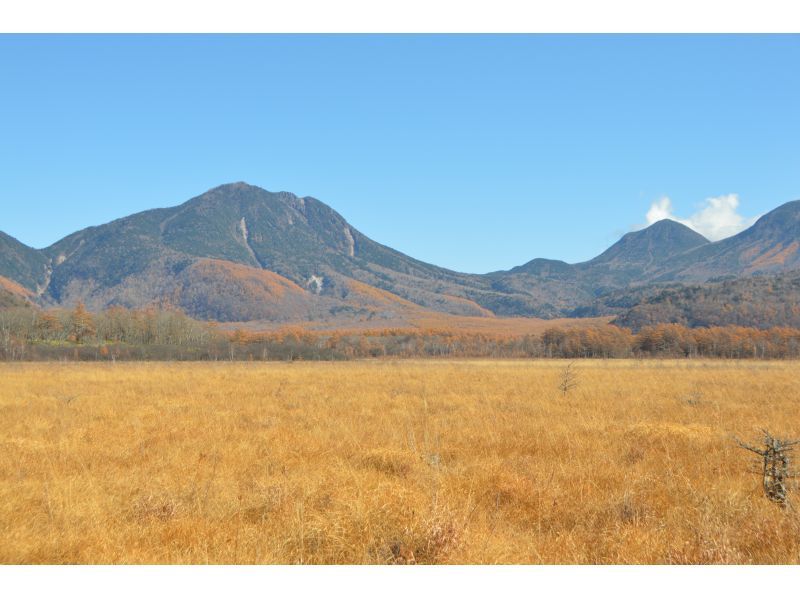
[1,360,800,564]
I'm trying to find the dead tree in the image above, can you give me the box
[736,430,799,507]
[558,362,578,397]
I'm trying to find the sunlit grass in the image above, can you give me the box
[1,359,799,564]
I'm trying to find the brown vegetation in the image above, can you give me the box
[1,360,799,564]
[0,274,33,299]
[4,303,800,361]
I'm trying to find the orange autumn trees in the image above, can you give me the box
[4,300,800,361]
[68,302,95,343]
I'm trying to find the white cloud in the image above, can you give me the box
[642,194,759,241]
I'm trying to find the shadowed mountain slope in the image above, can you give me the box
[0,231,50,293]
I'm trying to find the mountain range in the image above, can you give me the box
[2,182,799,329]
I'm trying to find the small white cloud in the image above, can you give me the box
[642,194,759,241]
[645,197,675,226]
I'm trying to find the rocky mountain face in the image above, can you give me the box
[1,183,798,326]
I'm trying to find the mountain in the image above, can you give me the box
[37,183,508,322]
[653,200,800,281]
[0,231,50,293]
[579,220,709,284]
[492,202,799,320]
[484,219,711,315]
[510,219,709,279]
[1,183,798,327]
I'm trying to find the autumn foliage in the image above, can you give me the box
[3,303,800,361]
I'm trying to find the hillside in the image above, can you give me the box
[609,271,800,330]
[486,219,712,314]
[577,219,709,287]
[0,231,50,293]
[652,200,800,281]
[0,275,32,309]
[40,183,502,321]
[1,183,799,327]
[30,183,733,321]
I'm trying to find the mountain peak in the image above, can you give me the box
[636,218,708,240]
[508,257,572,276]
[209,181,256,192]
[617,218,708,248]
[586,218,709,270]
[195,182,290,201]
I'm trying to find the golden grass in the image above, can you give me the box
[1,359,799,564]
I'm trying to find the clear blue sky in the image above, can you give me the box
[1,34,798,273]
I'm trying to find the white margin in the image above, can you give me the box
[2,564,800,598]
[0,0,799,33]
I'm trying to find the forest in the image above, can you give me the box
[3,303,800,361]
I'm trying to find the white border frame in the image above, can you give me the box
[0,1,799,33]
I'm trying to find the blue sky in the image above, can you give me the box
[0,34,798,273]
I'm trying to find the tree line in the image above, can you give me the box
[2,303,800,361]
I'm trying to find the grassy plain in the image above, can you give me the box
[1,360,799,564]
